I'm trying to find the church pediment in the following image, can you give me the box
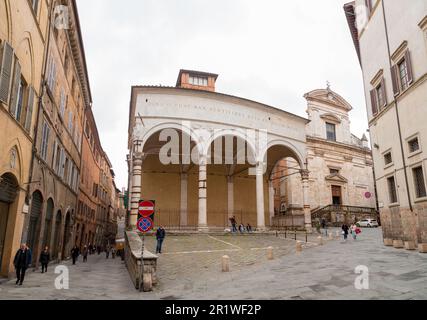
[325,173,348,183]
[304,89,353,111]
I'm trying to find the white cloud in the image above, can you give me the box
[77,0,369,190]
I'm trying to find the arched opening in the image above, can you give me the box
[140,128,200,229]
[263,144,305,229]
[0,173,19,268]
[42,198,54,249]
[62,211,71,259]
[206,135,257,229]
[27,191,43,259]
[52,210,62,260]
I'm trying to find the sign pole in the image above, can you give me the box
[140,233,145,292]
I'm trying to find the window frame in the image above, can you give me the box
[406,134,422,157]
[412,164,427,200]
[325,122,337,142]
[386,174,399,205]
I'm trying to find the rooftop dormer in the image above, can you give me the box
[176,69,218,92]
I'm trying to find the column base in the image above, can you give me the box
[404,241,416,251]
[393,240,404,249]
[418,243,427,253]
[383,238,393,246]
[198,226,209,233]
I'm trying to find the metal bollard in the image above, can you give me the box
[267,246,274,260]
[222,255,230,272]
[296,241,302,253]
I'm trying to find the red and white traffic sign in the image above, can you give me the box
[137,217,154,233]
[138,200,155,217]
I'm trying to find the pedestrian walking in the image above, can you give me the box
[246,224,252,233]
[342,224,349,241]
[71,245,79,265]
[239,223,245,233]
[39,246,50,273]
[350,224,361,240]
[229,216,237,233]
[112,247,116,259]
[13,244,32,286]
[105,245,111,259]
[156,226,166,254]
[321,218,328,236]
[82,245,88,262]
[97,245,101,255]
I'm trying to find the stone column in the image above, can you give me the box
[198,157,208,232]
[130,153,144,229]
[256,162,266,230]
[269,180,275,226]
[227,176,234,219]
[301,169,312,232]
[180,173,188,227]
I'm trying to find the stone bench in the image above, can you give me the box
[124,231,158,292]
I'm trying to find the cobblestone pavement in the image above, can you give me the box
[0,228,426,300]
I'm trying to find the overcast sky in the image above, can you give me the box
[77,0,368,190]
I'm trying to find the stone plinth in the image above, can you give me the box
[384,238,393,246]
[393,240,404,249]
[404,241,416,250]
[418,243,427,253]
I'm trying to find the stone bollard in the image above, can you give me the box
[336,230,340,239]
[329,232,334,240]
[142,273,153,292]
[267,246,274,260]
[296,241,302,253]
[317,236,323,246]
[222,255,230,272]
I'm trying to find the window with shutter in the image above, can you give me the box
[370,89,378,116]
[404,50,414,85]
[391,65,400,96]
[387,176,398,204]
[0,42,14,104]
[40,120,50,161]
[9,61,21,117]
[24,86,35,132]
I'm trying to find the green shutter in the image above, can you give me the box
[0,42,13,104]
[9,60,21,117]
[25,86,35,132]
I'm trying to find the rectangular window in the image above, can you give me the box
[68,111,73,133]
[189,76,208,86]
[387,176,398,204]
[408,137,420,153]
[384,152,393,165]
[47,56,56,92]
[40,119,50,161]
[14,79,24,121]
[413,166,427,199]
[376,82,385,108]
[398,59,410,91]
[330,168,340,175]
[326,123,336,141]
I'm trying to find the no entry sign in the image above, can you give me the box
[138,200,155,217]
[137,200,155,233]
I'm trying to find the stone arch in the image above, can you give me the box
[139,122,204,157]
[260,139,305,169]
[203,128,257,161]
[15,33,35,86]
[1,0,12,42]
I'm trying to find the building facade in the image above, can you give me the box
[1,0,118,278]
[273,87,377,227]
[0,0,49,277]
[127,69,312,232]
[345,0,427,252]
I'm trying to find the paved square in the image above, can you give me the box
[0,228,426,300]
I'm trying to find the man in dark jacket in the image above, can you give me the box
[156,226,166,254]
[13,244,32,286]
[39,246,50,273]
[71,246,79,265]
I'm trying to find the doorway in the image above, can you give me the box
[331,185,342,205]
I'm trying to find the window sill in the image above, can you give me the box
[384,163,394,170]
[389,203,400,208]
[408,150,422,159]
[414,197,427,204]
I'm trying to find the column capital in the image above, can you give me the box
[133,152,145,164]
[300,169,310,180]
